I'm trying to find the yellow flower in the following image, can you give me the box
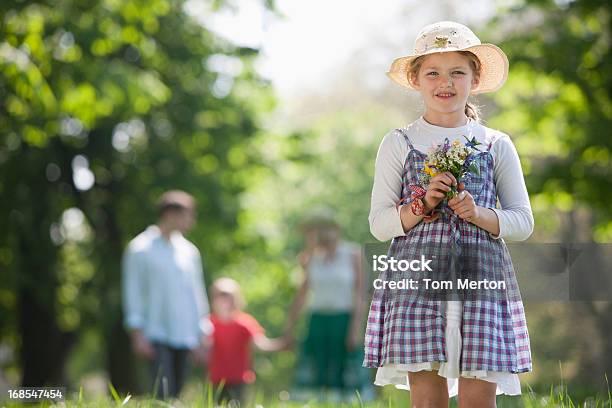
[424,164,438,177]
[452,140,461,147]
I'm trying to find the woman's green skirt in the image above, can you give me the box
[293,312,372,395]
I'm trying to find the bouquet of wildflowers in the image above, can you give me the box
[419,136,483,199]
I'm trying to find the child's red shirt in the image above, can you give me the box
[209,312,264,385]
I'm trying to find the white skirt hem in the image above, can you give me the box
[373,301,522,397]
[374,362,522,397]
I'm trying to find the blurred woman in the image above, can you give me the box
[285,210,371,402]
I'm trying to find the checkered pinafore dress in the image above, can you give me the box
[363,128,532,373]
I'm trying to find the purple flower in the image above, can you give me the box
[464,135,482,150]
[442,138,450,152]
[463,153,474,168]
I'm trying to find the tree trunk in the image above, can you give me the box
[18,287,75,386]
[16,146,76,387]
[95,186,142,394]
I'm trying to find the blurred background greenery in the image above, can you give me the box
[0,0,610,404]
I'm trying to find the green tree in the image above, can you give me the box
[485,0,611,391]
[0,0,274,391]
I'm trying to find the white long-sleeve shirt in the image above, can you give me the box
[122,225,213,348]
[369,115,534,242]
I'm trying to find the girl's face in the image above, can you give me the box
[212,292,235,319]
[410,52,479,120]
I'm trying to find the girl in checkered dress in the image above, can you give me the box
[364,21,534,406]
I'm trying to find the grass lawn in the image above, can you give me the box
[2,381,611,408]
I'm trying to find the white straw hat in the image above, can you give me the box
[387,21,509,94]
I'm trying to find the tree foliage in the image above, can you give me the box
[485,0,611,391]
[0,0,274,390]
[485,0,611,240]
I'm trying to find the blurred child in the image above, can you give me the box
[207,277,291,406]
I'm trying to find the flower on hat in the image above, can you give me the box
[434,36,450,48]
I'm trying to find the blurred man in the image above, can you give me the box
[122,190,212,399]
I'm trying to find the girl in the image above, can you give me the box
[207,277,290,406]
[364,21,534,408]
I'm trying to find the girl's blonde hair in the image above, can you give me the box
[211,277,245,311]
[407,51,482,122]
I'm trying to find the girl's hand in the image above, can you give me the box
[424,172,457,209]
[448,188,480,222]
